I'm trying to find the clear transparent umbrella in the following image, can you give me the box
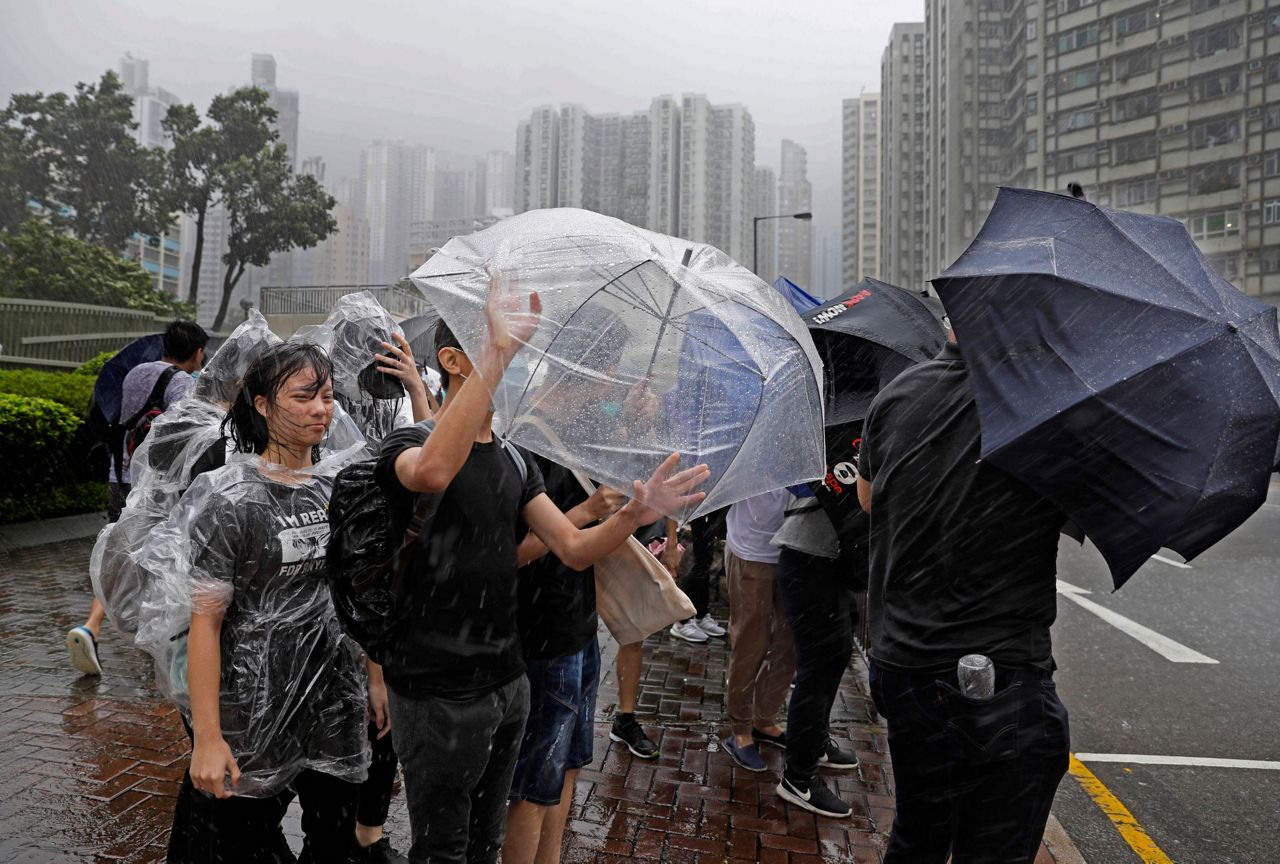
[409,208,826,522]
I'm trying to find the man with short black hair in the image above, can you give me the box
[855,332,1070,863]
[67,319,207,676]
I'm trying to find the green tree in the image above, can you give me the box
[161,88,278,306]
[0,218,191,316]
[212,143,336,330]
[0,72,167,250]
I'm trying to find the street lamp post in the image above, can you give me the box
[753,211,812,279]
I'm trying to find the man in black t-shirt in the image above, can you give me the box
[855,337,1070,862]
[375,281,707,864]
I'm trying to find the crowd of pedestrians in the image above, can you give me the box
[75,284,1071,864]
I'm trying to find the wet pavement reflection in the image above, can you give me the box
[1,537,895,862]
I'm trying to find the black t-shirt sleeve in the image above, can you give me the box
[375,423,432,496]
[517,446,546,507]
[857,400,880,483]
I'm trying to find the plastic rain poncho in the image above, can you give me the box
[135,443,369,796]
[90,312,283,637]
[299,292,415,446]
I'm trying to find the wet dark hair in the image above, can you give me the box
[224,342,333,456]
[433,318,464,389]
[163,320,209,362]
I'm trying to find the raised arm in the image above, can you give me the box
[516,484,626,567]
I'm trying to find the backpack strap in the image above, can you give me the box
[500,437,528,486]
[123,365,180,432]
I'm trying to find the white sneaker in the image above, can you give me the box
[669,619,709,643]
[696,614,726,637]
[67,626,102,676]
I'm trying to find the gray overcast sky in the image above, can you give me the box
[0,0,921,270]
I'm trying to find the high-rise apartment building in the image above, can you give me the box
[777,140,814,289]
[250,54,299,169]
[880,23,929,292]
[359,140,411,286]
[485,150,516,216]
[648,95,682,235]
[754,166,778,280]
[679,95,755,263]
[842,94,882,290]
[515,106,560,212]
[909,0,1277,295]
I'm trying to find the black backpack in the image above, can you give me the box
[122,365,180,464]
[325,425,527,662]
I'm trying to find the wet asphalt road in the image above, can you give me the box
[1048,482,1280,863]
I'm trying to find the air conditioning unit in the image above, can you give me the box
[1248,60,1263,72]
[1173,122,1187,133]
[1096,98,1109,108]
[1247,107,1262,119]
[1243,200,1261,211]
[1246,153,1262,165]
[1169,33,1187,46]
[1097,141,1111,150]
[1160,169,1179,180]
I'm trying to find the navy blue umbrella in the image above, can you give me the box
[91,333,165,424]
[934,186,1280,588]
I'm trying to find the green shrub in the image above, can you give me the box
[0,481,107,524]
[75,351,116,377]
[0,392,84,492]
[0,369,95,416]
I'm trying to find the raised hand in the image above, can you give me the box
[376,334,426,392]
[482,269,541,371]
[626,453,709,524]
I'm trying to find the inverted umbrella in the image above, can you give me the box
[409,207,826,522]
[771,276,822,314]
[801,279,945,543]
[934,186,1280,588]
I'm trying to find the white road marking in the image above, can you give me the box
[1075,753,1280,771]
[1150,554,1191,570]
[1056,580,1219,664]
[1262,503,1280,511]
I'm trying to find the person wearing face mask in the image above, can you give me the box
[149,343,371,863]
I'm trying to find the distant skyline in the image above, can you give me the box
[0,0,921,267]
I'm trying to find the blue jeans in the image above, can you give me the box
[869,662,1070,864]
[509,638,600,805]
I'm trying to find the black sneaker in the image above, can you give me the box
[752,727,787,750]
[818,738,860,770]
[350,836,408,864]
[610,713,659,759]
[776,774,852,819]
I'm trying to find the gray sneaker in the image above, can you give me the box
[777,774,852,819]
[66,626,102,676]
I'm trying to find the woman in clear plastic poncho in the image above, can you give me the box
[152,343,371,863]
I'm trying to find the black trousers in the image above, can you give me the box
[776,547,857,784]
[678,508,726,617]
[869,662,1070,864]
[357,721,398,827]
[389,676,530,864]
[167,766,359,863]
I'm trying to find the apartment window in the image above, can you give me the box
[1189,68,1241,102]
[1207,253,1239,281]
[1191,0,1221,10]
[1190,160,1241,195]
[1027,58,1038,77]
[1267,151,1280,177]
[1264,247,1280,275]
[1116,47,1156,81]
[1027,93,1038,114]
[1027,20,1038,40]
[1053,64,1100,93]
[1058,24,1100,53]
[1190,115,1241,149]
[1054,147,1097,172]
[1115,5,1160,36]
[1187,209,1240,239]
[1117,176,1158,206]
[1267,106,1280,131]
[1266,201,1280,226]
[1027,131,1038,153]
[1056,108,1097,132]
[1115,90,1160,121]
[1115,135,1158,164]
[1269,59,1280,83]
[1191,23,1242,59]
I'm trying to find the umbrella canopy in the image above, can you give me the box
[409,208,826,522]
[771,276,822,314]
[934,186,1280,587]
[92,333,165,424]
[399,310,442,370]
[800,279,946,545]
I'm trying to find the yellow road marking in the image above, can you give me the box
[1068,754,1174,864]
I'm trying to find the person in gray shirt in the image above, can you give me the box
[68,320,207,677]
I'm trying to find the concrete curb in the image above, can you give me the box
[0,511,106,553]
[1044,813,1088,864]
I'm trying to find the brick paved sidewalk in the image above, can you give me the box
[0,535,1058,863]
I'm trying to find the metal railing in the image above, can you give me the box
[258,285,432,319]
[0,297,167,367]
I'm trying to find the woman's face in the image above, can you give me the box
[256,368,334,449]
